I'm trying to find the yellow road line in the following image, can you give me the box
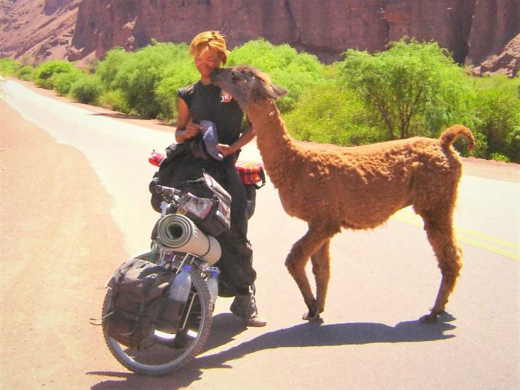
[392,211,520,261]
[455,234,520,260]
[456,225,520,251]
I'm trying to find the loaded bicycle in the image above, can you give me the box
[101,151,265,376]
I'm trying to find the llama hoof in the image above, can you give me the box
[420,314,437,323]
[420,309,446,323]
[302,311,320,321]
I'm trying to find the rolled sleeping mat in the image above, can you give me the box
[155,214,221,265]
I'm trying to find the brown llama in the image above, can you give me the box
[211,65,475,323]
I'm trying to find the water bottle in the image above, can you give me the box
[206,268,219,308]
[160,264,192,332]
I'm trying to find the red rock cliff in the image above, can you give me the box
[66,0,397,62]
[467,0,520,76]
[0,0,81,61]
[1,0,519,76]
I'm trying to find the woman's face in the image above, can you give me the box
[194,46,223,80]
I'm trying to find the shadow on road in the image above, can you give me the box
[195,312,457,370]
[87,314,249,390]
[88,313,455,389]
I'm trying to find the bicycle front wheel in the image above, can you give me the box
[102,261,212,376]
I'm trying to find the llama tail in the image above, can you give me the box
[439,125,475,151]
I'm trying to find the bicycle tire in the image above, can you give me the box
[102,254,213,376]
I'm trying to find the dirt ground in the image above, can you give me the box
[1,89,519,389]
[0,99,128,388]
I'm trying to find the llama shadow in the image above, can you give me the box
[194,312,456,370]
[89,313,455,389]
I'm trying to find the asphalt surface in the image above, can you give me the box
[1,79,519,389]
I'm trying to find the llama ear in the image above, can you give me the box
[268,85,288,100]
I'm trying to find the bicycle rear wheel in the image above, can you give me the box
[102,255,212,376]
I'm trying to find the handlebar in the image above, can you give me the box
[154,184,183,197]
[154,185,183,216]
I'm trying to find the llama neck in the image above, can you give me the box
[246,100,300,186]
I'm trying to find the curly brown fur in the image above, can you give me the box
[212,66,475,323]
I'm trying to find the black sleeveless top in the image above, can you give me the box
[178,82,244,146]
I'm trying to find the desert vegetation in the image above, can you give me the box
[1,38,519,162]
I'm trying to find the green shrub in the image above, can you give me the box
[454,129,487,158]
[471,78,520,162]
[507,127,520,163]
[284,82,384,145]
[5,39,517,162]
[97,42,194,119]
[33,60,76,89]
[228,39,326,112]
[96,48,131,89]
[490,152,510,163]
[155,65,198,121]
[98,89,132,114]
[53,69,86,96]
[0,58,23,75]
[16,65,35,81]
[471,73,511,89]
[70,76,102,104]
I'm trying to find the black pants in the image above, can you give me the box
[169,153,256,295]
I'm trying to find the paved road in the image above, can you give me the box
[2,80,519,389]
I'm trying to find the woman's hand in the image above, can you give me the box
[217,122,256,157]
[176,98,200,143]
[217,143,236,158]
[183,122,201,140]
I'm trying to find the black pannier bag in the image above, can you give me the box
[148,143,232,238]
[106,259,174,351]
[149,142,189,213]
[149,139,224,213]
[177,172,232,237]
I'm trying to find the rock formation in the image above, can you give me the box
[471,34,520,77]
[467,0,520,77]
[0,0,81,63]
[1,0,518,76]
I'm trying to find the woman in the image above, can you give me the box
[174,31,266,327]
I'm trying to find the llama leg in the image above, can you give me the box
[310,239,331,316]
[420,213,463,323]
[286,224,338,321]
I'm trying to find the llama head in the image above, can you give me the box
[211,65,287,109]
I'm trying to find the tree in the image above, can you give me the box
[340,39,473,140]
